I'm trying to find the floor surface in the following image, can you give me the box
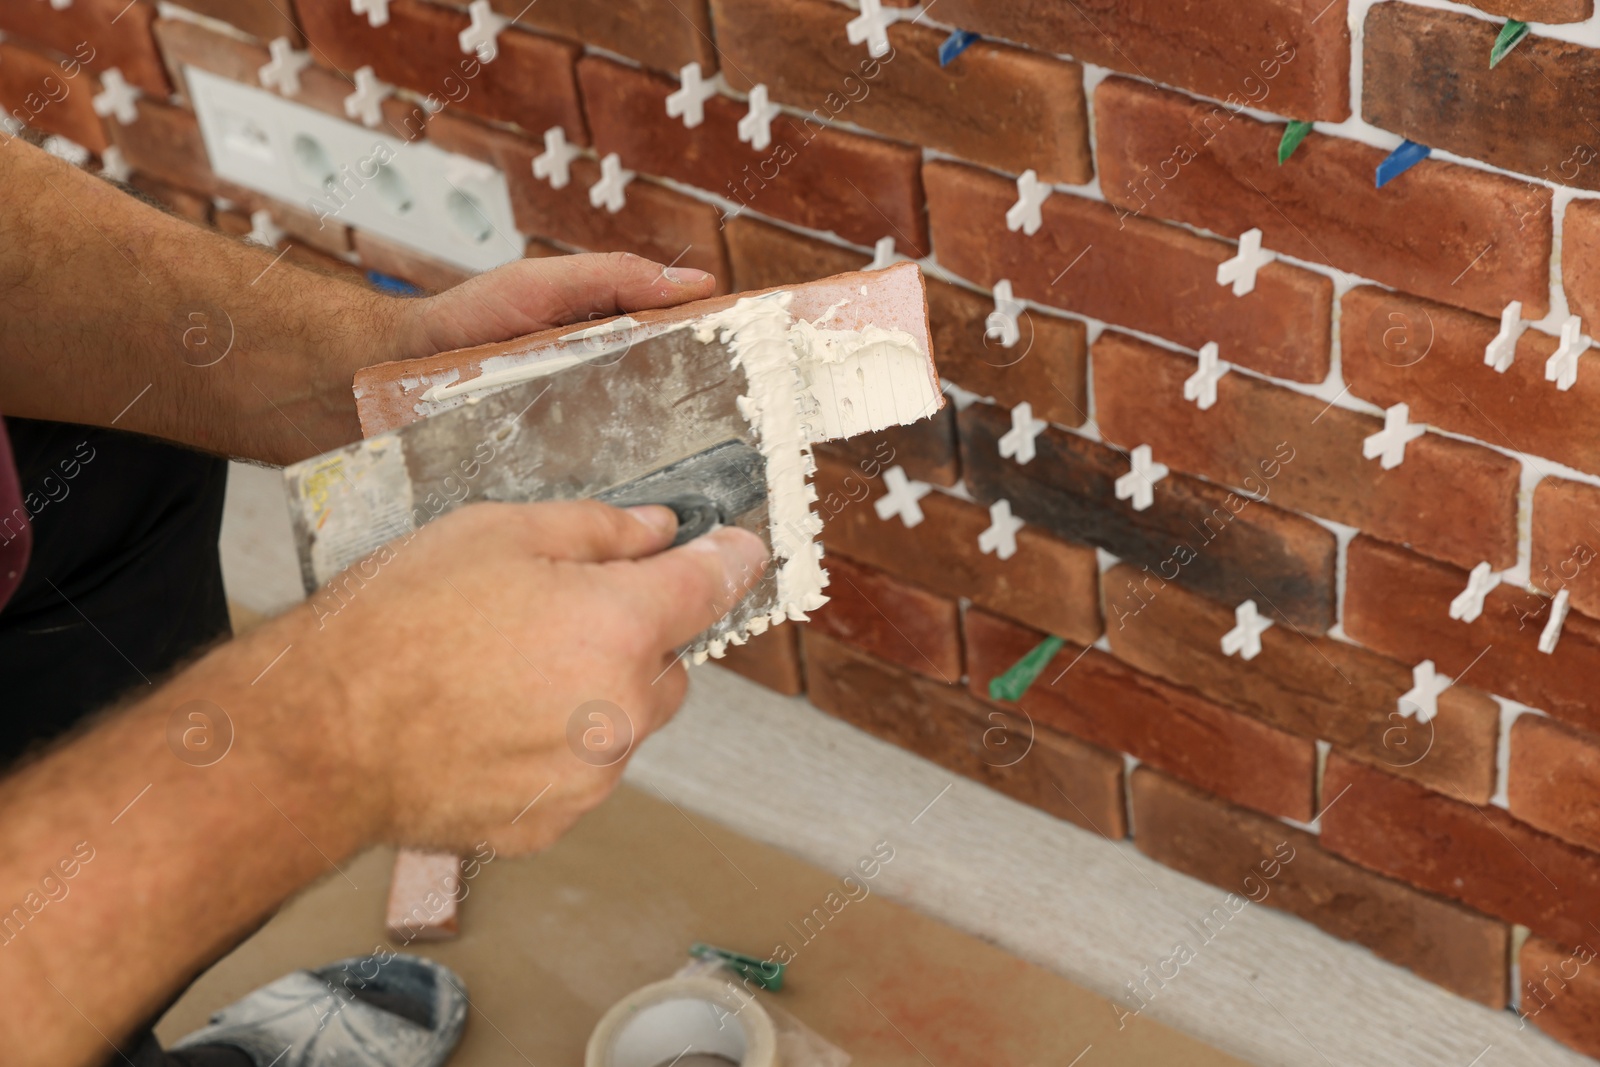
[155,785,1248,1065]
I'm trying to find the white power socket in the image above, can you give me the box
[187,67,523,274]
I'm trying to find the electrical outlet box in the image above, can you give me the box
[187,67,523,274]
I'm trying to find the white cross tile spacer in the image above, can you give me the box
[246,209,284,248]
[1398,660,1450,724]
[588,153,634,213]
[259,37,312,97]
[1539,588,1571,654]
[997,401,1048,466]
[737,84,781,152]
[978,499,1024,561]
[99,145,130,182]
[1115,444,1168,512]
[1005,169,1052,236]
[1362,402,1426,470]
[0,114,24,139]
[665,62,718,128]
[1546,314,1588,392]
[1484,301,1525,373]
[1448,562,1500,623]
[1216,228,1274,296]
[984,279,1025,348]
[459,0,508,62]
[1220,600,1273,661]
[91,68,139,126]
[48,0,73,9]
[873,465,932,528]
[343,66,393,128]
[845,0,897,58]
[43,135,88,166]
[352,0,390,27]
[867,236,898,271]
[1183,341,1230,411]
[532,126,581,189]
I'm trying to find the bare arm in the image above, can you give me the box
[0,138,714,465]
[0,501,767,1065]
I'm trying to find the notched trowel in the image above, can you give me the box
[282,262,940,659]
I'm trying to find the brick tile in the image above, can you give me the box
[354,260,931,432]
[297,0,586,141]
[813,456,1101,645]
[433,0,715,74]
[1510,715,1600,853]
[1093,330,1522,572]
[809,554,961,682]
[712,623,804,696]
[1563,199,1600,328]
[578,56,928,257]
[127,172,212,224]
[1132,767,1509,1007]
[817,404,958,489]
[352,229,474,293]
[106,98,246,200]
[1344,534,1600,735]
[1365,4,1600,190]
[153,17,267,99]
[923,160,1332,383]
[927,278,1087,429]
[231,191,352,257]
[1321,753,1600,951]
[429,111,730,290]
[711,0,1091,184]
[170,0,304,42]
[1521,935,1600,1060]
[930,0,1350,121]
[524,238,566,260]
[804,629,1127,838]
[0,0,171,96]
[1460,0,1591,20]
[152,19,420,140]
[1343,286,1600,480]
[0,40,108,152]
[1094,77,1552,320]
[959,400,1338,633]
[967,608,1316,821]
[1531,478,1600,618]
[723,215,866,292]
[1104,562,1498,803]
[385,850,460,942]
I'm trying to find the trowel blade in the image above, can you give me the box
[282,321,779,651]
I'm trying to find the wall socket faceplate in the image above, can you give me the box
[187,67,523,274]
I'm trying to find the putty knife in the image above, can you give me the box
[284,317,781,652]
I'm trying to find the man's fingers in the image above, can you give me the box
[549,251,716,320]
[506,500,678,563]
[611,526,770,652]
[413,253,716,355]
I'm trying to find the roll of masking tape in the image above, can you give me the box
[586,975,779,1067]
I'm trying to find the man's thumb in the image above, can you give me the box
[509,500,679,563]
[618,526,771,651]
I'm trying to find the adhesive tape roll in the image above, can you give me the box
[586,975,779,1067]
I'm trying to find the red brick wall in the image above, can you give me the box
[16,0,1600,1056]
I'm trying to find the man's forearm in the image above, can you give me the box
[0,139,418,464]
[0,603,382,1066]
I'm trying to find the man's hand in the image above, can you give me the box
[397,251,715,360]
[0,140,716,465]
[314,500,765,853]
